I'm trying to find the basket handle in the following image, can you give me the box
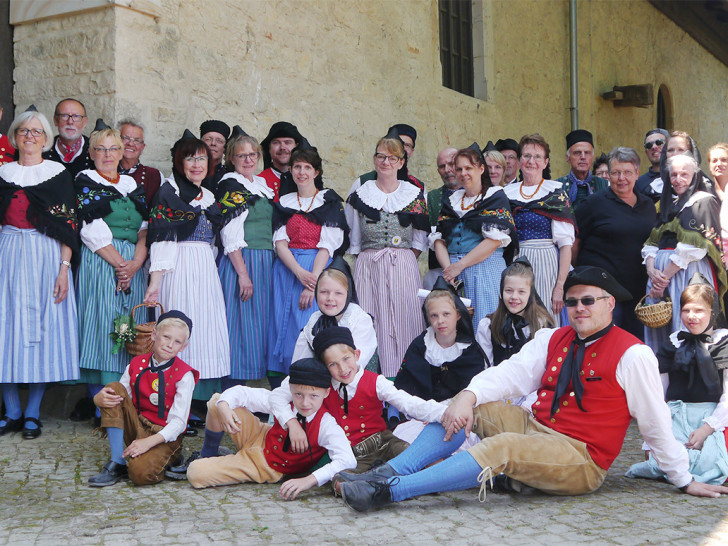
[130,302,165,323]
[635,294,672,308]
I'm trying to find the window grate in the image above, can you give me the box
[439,0,474,97]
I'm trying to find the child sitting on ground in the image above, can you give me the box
[270,326,448,492]
[88,311,199,487]
[172,358,356,500]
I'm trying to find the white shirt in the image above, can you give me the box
[219,172,274,255]
[272,188,344,257]
[119,358,194,443]
[464,327,693,488]
[270,370,448,435]
[78,170,148,252]
[216,385,356,486]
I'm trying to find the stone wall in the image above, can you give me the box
[9,0,728,195]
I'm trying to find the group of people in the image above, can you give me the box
[2,97,728,508]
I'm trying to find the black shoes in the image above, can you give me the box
[69,397,95,421]
[491,474,523,494]
[0,415,24,436]
[340,477,397,512]
[21,417,42,439]
[332,463,399,495]
[88,461,128,487]
[165,447,233,480]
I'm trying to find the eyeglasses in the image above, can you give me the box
[563,296,610,307]
[644,139,665,150]
[521,153,545,162]
[93,146,122,155]
[184,155,208,164]
[15,128,45,137]
[609,169,636,178]
[121,135,144,145]
[374,153,403,164]
[234,153,258,161]
[203,137,226,146]
[56,113,86,123]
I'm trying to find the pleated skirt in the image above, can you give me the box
[450,248,505,330]
[219,249,273,380]
[157,242,230,380]
[267,249,328,375]
[354,247,424,378]
[644,251,715,353]
[77,240,146,377]
[518,239,561,327]
[0,226,79,383]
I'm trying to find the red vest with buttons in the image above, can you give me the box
[0,134,15,166]
[322,370,386,446]
[531,326,639,470]
[287,214,322,249]
[258,168,281,202]
[264,406,327,475]
[128,353,200,427]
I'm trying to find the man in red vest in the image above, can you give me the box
[339,266,728,512]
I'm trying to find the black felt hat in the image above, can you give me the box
[312,326,356,361]
[156,310,193,336]
[388,123,417,144]
[230,125,249,139]
[565,129,594,150]
[289,358,331,389]
[563,266,632,302]
[92,118,111,132]
[495,138,519,154]
[261,121,303,150]
[200,119,230,140]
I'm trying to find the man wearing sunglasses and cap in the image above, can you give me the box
[635,129,669,196]
[338,265,728,512]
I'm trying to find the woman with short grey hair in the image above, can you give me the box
[573,147,656,339]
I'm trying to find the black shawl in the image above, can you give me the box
[346,185,429,232]
[216,175,266,228]
[508,187,576,230]
[75,171,147,225]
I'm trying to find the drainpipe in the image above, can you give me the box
[569,0,578,130]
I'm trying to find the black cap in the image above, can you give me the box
[645,128,669,141]
[25,104,38,112]
[230,125,249,139]
[182,128,196,140]
[388,123,417,144]
[563,266,632,301]
[483,140,497,152]
[565,129,594,150]
[495,138,519,153]
[312,326,356,361]
[93,118,111,132]
[288,357,331,389]
[466,141,485,163]
[200,120,230,140]
[156,310,193,336]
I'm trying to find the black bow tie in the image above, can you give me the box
[282,412,307,452]
[675,331,720,395]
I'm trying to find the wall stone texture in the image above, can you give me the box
[10,0,728,196]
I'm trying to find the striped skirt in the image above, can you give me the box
[219,249,274,380]
[354,247,424,378]
[157,242,230,379]
[518,239,561,327]
[451,248,505,330]
[0,226,79,383]
[267,248,329,375]
[77,240,146,376]
[644,251,715,353]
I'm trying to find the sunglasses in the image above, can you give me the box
[644,139,665,150]
[564,296,610,307]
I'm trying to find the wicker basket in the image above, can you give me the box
[634,295,672,329]
[125,302,165,356]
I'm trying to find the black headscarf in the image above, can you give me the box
[424,276,475,344]
[311,256,358,336]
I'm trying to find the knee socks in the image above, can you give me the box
[87,384,103,418]
[200,429,225,459]
[23,383,46,429]
[106,427,126,465]
[390,451,482,502]
[1,384,22,421]
[387,422,466,475]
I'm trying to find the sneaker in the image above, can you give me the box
[340,477,397,512]
[88,461,128,487]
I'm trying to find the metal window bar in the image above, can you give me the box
[439,0,474,96]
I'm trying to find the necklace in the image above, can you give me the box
[519,178,544,199]
[97,170,120,184]
[194,191,203,201]
[461,192,479,210]
[297,188,320,212]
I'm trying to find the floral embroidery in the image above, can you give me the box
[400,196,427,216]
[219,190,250,216]
[48,203,77,230]
[690,220,722,252]
[76,186,115,210]
[478,207,514,223]
[152,203,196,222]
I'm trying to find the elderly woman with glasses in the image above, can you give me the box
[74,119,149,418]
[345,130,429,378]
[503,134,576,326]
[216,130,275,389]
[144,130,230,402]
[0,107,79,439]
[642,153,726,352]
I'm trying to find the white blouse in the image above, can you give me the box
[219,173,273,255]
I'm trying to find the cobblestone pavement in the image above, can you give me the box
[1,416,728,545]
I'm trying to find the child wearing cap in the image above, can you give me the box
[174,358,356,500]
[88,310,199,487]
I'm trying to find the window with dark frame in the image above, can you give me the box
[439,0,474,97]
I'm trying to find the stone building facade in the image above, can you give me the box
[7,0,728,194]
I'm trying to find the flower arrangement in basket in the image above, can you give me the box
[109,314,136,355]
[109,303,165,356]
